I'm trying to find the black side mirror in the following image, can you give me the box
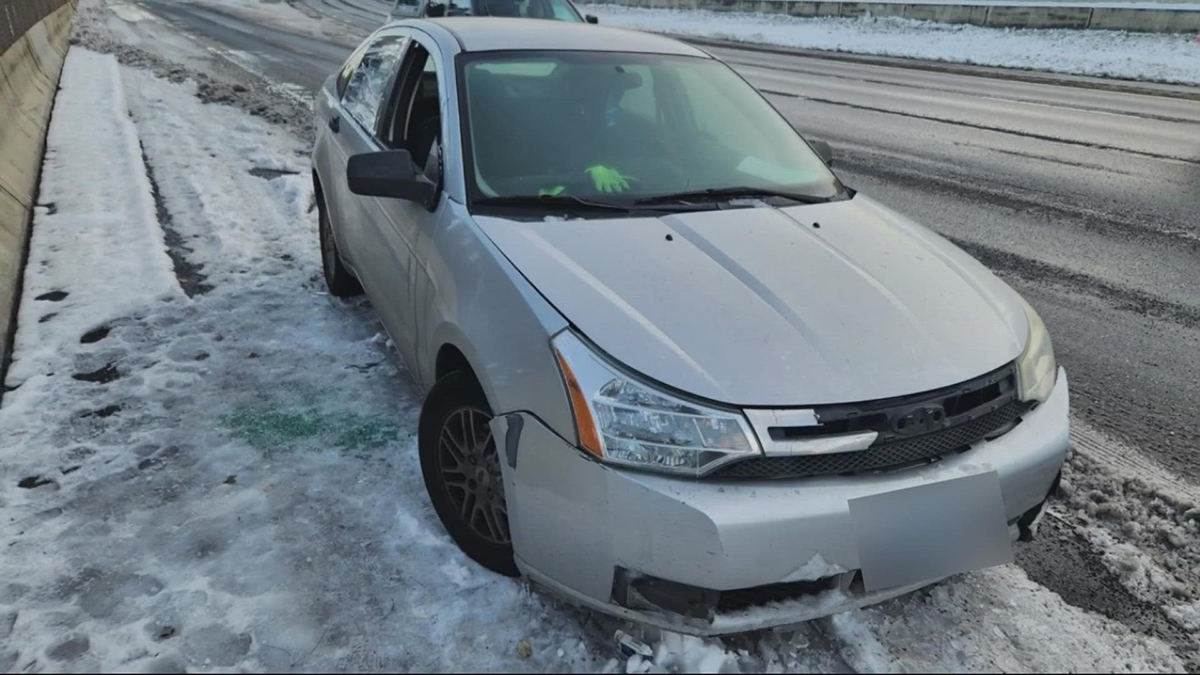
[586,14,599,23]
[347,149,436,205]
[426,1,446,17]
[809,140,834,167]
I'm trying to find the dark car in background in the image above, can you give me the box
[389,0,598,22]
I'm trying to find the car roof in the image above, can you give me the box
[394,17,711,57]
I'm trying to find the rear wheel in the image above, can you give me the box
[318,196,363,297]
[419,371,518,577]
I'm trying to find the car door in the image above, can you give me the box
[357,37,449,381]
[326,31,410,283]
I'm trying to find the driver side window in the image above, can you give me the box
[382,44,443,178]
[342,34,409,132]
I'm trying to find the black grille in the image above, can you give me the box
[717,576,839,612]
[711,400,1028,480]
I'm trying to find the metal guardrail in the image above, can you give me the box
[0,0,71,54]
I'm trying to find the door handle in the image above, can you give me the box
[328,115,340,133]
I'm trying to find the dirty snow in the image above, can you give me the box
[1167,601,1200,631]
[583,5,1200,85]
[825,566,1184,673]
[0,47,607,673]
[70,0,318,137]
[2,4,1198,672]
[1054,426,1200,636]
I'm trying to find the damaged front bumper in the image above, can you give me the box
[492,369,1069,636]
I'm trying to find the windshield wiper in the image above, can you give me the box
[635,187,832,206]
[473,194,633,213]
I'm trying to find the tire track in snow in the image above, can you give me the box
[1070,424,1200,506]
[139,144,213,297]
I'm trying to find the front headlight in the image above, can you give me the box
[551,331,760,477]
[1015,298,1057,403]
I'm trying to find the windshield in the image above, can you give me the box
[459,51,840,210]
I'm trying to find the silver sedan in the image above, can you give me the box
[311,17,1068,635]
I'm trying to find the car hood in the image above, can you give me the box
[476,196,1028,406]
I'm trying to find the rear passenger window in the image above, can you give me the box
[342,35,409,132]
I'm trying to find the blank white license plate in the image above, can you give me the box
[848,472,1013,592]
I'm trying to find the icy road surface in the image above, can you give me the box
[1,1,1199,671]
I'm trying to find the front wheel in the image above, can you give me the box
[419,371,519,577]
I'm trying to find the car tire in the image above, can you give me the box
[318,197,363,297]
[419,370,519,577]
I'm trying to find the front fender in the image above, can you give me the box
[417,202,576,442]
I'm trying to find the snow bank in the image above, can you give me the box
[5,49,183,391]
[583,5,1200,85]
[1058,424,1200,636]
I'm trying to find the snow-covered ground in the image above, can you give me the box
[2,0,1199,671]
[1057,426,1200,645]
[1,47,610,674]
[583,5,1200,85]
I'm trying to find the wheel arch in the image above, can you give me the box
[436,342,474,383]
[427,322,494,409]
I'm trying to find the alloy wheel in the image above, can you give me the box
[437,407,510,545]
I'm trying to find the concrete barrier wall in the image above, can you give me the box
[609,0,1200,32]
[0,0,76,373]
